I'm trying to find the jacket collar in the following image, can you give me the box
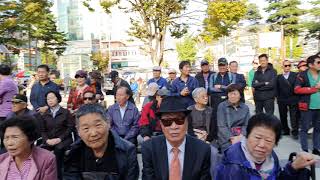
[0,148,39,180]
[114,101,134,111]
[223,142,280,177]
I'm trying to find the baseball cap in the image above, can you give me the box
[218,58,228,65]
[12,94,28,103]
[146,82,159,96]
[201,60,209,66]
[168,68,176,74]
[153,66,161,71]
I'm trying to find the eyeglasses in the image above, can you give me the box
[75,76,85,79]
[83,97,94,101]
[169,72,176,74]
[284,64,291,67]
[160,117,186,127]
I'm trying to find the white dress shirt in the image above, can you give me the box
[166,137,186,177]
[283,72,290,79]
[119,102,128,119]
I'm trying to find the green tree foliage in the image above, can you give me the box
[202,0,247,42]
[265,0,305,37]
[285,36,303,59]
[245,3,262,33]
[0,0,66,62]
[204,48,215,64]
[176,36,197,63]
[91,51,109,72]
[84,0,188,65]
[304,0,320,50]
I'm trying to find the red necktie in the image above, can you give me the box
[169,147,181,180]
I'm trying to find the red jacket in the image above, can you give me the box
[67,86,93,110]
[139,101,162,137]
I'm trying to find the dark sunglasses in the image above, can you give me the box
[284,64,291,67]
[83,97,94,100]
[169,72,176,74]
[75,75,86,79]
[161,117,186,127]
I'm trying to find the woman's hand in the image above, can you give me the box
[46,138,61,146]
[291,152,316,170]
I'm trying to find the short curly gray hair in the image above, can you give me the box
[75,104,109,126]
[192,87,207,100]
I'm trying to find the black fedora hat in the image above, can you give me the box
[157,96,190,117]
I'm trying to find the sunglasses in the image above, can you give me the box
[284,64,291,67]
[160,117,186,127]
[75,75,86,79]
[169,72,176,74]
[83,97,94,100]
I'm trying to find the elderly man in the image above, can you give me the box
[63,104,139,179]
[166,68,177,92]
[229,61,246,102]
[107,86,140,145]
[6,94,35,120]
[141,96,211,180]
[148,66,168,89]
[195,60,214,91]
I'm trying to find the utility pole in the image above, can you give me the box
[280,25,285,60]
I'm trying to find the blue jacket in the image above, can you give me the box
[215,142,300,180]
[107,101,140,140]
[147,77,168,89]
[30,81,60,110]
[209,72,236,97]
[170,76,199,107]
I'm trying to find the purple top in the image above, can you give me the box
[0,77,18,117]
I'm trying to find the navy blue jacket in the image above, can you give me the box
[252,63,277,101]
[30,81,60,110]
[215,142,301,180]
[209,72,236,97]
[170,76,199,107]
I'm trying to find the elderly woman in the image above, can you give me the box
[215,113,316,179]
[37,90,75,179]
[139,88,169,141]
[67,70,93,113]
[187,87,213,142]
[217,84,250,152]
[0,116,57,180]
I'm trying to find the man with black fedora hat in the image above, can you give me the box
[105,70,135,104]
[141,96,211,180]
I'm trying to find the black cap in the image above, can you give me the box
[218,58,228,65]
[12,94,28,103]
[201,60,209,66]
[109,71,119,80]
[156,96,190,117]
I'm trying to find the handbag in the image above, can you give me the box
[298,102,308,111]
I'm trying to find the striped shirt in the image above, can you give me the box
[7,156,32,180]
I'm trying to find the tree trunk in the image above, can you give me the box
[158,28,166,66]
